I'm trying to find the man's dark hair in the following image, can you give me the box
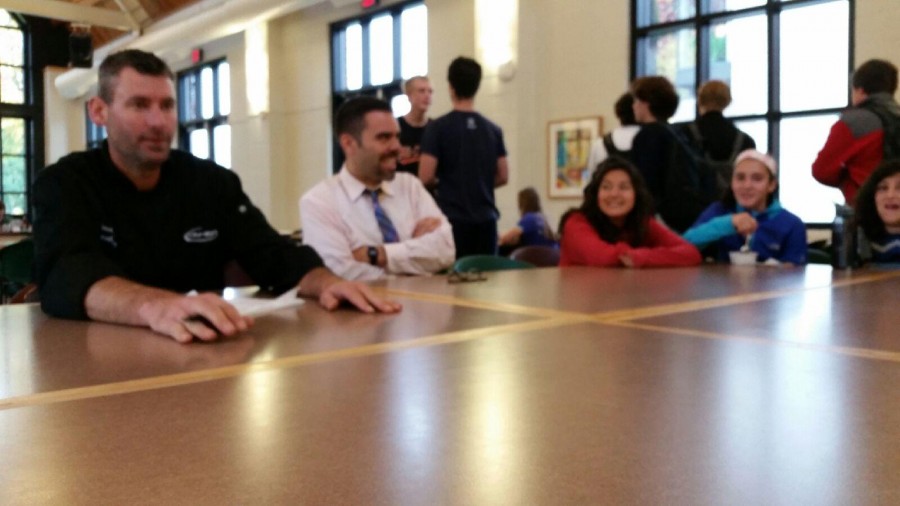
[855,159,900,241]
[852,59,898,95]
[334,96,393,142]
[448,57,482,99]
[561,156,654,246]
[98,49,174,103]
[631,76,679,121]
[614,92,636,126]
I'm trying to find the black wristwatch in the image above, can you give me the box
[367,246,379,266]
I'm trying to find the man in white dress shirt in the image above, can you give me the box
[300,97,455,281]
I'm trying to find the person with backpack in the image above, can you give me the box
[629,76,680,210]
[679,80,756,191]
[683,150,807,265]
[585,93,641,175]
[629,76,714,233]
[813,59,900,204]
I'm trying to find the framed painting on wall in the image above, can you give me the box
[547,116,603,198]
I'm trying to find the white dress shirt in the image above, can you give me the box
[300,166,455,281]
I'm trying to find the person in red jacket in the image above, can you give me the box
[559,157,701,268]
[812,59,899,204]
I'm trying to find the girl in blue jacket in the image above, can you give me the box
[684,150,807,265]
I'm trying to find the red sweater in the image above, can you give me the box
[812,108,884,204]
[559,212,701,268]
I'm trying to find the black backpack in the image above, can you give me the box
[656,125,723,233]
[602,132,632,161]
[685,123,747,196]
[860,99,900,161]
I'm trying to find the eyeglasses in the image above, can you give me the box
[447,270,487,284]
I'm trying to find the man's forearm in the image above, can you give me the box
[85,276,181,327]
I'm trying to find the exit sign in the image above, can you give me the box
[361,0,380,8]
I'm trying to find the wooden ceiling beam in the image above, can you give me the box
[0,0,134,30]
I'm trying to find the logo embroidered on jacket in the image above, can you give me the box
[183,227,219,243]
[99,224,117,248]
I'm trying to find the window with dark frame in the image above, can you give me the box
[177,59,231,168]
[0,9,31,220]
[85,102,106,150]
[632,0,853,224]
[330,0,427,172]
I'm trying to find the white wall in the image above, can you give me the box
[44,67,86,165]
[43,0,900,233]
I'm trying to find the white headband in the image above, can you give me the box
[734,149,777,176]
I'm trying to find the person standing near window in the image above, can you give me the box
[679,80,756,165]
[813,59,900,204]
[585,92,641,175]
[397,76,433,179]
[418,57,509,258]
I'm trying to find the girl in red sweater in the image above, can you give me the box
[559,157,701,268]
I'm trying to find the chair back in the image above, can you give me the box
[509,245,560,267]
[0,238,34,284]
[453,255,534,272]
[0,238,35,303]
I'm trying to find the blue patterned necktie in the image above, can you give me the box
[366,189,399,243]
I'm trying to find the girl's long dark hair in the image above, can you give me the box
[855,160,900,241]
[562,156,654,246]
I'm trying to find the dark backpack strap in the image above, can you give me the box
[687,122,704,147]
[728,131,747,160]
[861,101,900,160]
[602,132,619,157]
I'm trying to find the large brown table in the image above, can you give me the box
[2,265,900,504]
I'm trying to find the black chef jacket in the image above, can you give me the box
[33,142,324,319]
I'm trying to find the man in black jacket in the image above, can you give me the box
[34,49,399,343]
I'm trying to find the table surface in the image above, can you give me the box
[2,265,900,505]
[0,232,30,249]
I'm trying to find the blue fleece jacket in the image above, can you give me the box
[684,200,807,264]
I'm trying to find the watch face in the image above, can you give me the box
[368,246,378,265]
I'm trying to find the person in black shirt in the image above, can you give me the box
[33,49,400,343]
[397,76,432,178]
[680,80,755,162]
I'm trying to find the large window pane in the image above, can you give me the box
[705,0,765,14]
[181,74,199,122]
[3,192,25,215]
[200,67,214,119]
[780,1,849,113]
[401,4,428,79]
[369,14,394,86]
[213,124,231,169]
[734,118,768,153]
[0,27,23,65]
[0,10,16,28]
[0,65,24,104]
[2,155,25,191]
[779,114,844,223]
[189,129,209,160]
[638,27,696,122]
[345,23,362,91]
[637,0,696,27]
[1,117,24,154]
[709,14,767,116]
[217,62,231,116]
